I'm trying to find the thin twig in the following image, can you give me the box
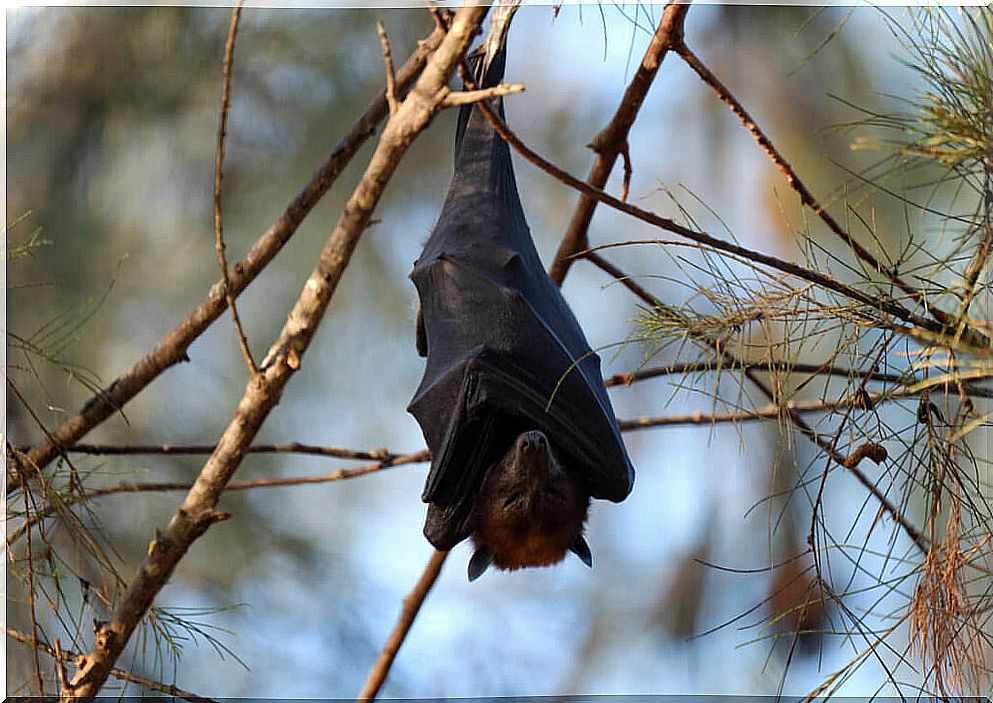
[214,0,257,376]
[619,140,633,203]
[603,360,908,388]
[954,191,993,336]
[17,441,404,461]
[549,0,690,284]
[809,342,891,573]
[617,379,939,430]
[16,19,451,488]
[441,83,524,107]
[584,250,659,307]
[6,450,431,547]
[357,550,449,701]
[377,21,399,116]
[606,358,993,398]
[21,476,46,697]
[62,8,488,698]
[673,42,990,351]
[54,639,70,695]
[5,626,217,703]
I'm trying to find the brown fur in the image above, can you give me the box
[471,430,590,571]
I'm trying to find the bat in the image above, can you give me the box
[407,11,634,580]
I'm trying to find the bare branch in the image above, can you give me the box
[16,19,451,488]
[18,441,406,461]
[357,550,449,701]
[62,7,487,698]
[377,21,399,116]
[549,0,690,284]
[6,451,430,547]
[214,0,258,377]
[617,380,949,430]
[5,626,217,703]
[441,82,525,107]
[603,360,908,388]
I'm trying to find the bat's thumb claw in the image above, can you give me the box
[468,546,495,581]
[570,535,593,568]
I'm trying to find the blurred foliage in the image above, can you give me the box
[633,6,991,698]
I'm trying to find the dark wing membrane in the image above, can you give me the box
[422,406,503,550]
[412,345,632,550]
[408,254,634,532]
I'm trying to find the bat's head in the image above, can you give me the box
[468,429,592,581]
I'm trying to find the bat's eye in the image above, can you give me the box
[546,486,566,503]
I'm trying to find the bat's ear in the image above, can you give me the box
[468,546,495,581]
[570,535,593,568]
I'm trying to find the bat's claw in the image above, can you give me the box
[468,545,494,581]
[570,534,592,568]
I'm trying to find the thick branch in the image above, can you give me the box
[62,7,487,699]
[15,20,450,488]
[548,0,690,285]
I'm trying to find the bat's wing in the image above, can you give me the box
[408,253,634,550]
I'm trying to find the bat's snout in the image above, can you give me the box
[517,430,549,455]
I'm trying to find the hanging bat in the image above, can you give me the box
[407,10,634,580]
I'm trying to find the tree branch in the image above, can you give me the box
[616,378,957,430]
[213,0,258,377]
[7,450,431,547]
[377,21,399,116]
[62,7,487,698]
[16,441,408,461]
[549,0,690,285]
[603,360,908,388]
[15,19,451,489]
[441,83,525,107]
[5,626,216,703]
[357,549,449,701]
